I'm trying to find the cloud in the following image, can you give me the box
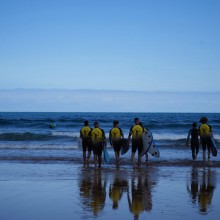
[0,89,219,112]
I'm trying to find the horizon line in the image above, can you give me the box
[0,88,220,93]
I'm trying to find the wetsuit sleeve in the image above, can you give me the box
[209,125,214,138]
[186,129,191,145]
[101,129,106,142]
[88,129,92,139]
[128,126,133,137]
[127,126,133,143]
[198,125,201,136]
[109,129,112,144]
[119,128,124,138]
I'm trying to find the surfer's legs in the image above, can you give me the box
[137,144,143,166]
[131,143,138,167]
[82,141,87,162]
[113,143,121,164]
[195,143,199,158]
[203,151,206,161]
[208,149,211,160]
[114,151,120,164]
[97,144,103,168]
[201,139,207,161]
[87,143,92,161]
[83,140,92,162]
[145,153,148,161]
[98,154,102,167]
[131,152,136,167]
[94,154,98,166]
[83,151,87,161]
[87,151,91,161]
[201,138,211,161]
[138,155,142,166]
[191,146,196,160]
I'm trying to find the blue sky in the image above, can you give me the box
[0,0,220,112]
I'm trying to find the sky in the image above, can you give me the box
[0,0,220,112]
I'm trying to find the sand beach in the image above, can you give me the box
[1,154,220,220]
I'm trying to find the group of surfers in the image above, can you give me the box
[80,116,215,168]
[80,117,146,168]
[186,116,216,161]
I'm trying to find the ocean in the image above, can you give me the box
[0,112,219,163]
[1,112,220,220]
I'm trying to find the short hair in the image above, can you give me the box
[94,121,99,127]
[113,120,119,126]
[199,117,208,123]
[84,120,89,126]
[134,117,139,122]
[192,122,197,127]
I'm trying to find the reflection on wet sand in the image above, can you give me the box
[78,166,158,218]
[187,166,216,214]
[127,169,156,219]
[109,171,128,209]
[79,168,106,216]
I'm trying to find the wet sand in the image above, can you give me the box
[0,158,220,220]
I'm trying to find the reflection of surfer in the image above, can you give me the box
[79,170,92,207]
[109,174,128,209]
[198,168,215,213]
[127,169,154,219]
[90,169,106,216]
[187,166,216,214]
[79,168,106,216]
[187,166,199,204]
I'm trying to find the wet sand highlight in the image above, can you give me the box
[0,159,220,220]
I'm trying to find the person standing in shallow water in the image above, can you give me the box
[186,122,200,160]
[199,117,213,161]
[90,121,106,168]
[109,120,124,164]
[127,117,144,167]
[80,120,92,162]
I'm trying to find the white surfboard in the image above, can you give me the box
[141,130,160,158]
[141,130,153,157]
[147,140,160,158]
[211,138,217,157]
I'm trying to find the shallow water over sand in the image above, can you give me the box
[0,161,220,220]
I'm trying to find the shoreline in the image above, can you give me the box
[1,157,220,168]
[1,158,220,220]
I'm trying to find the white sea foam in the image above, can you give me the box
[51,131,78,138]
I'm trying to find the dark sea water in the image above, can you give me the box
[1,112,220,220]
[0,112,219,162]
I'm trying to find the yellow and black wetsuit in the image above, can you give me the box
[129,124,144,154]
[199,123,212,151]
[109,127,124,152]
[90,127,106,155]
[80,126,92,151]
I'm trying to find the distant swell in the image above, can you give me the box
[0,132,71,141]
